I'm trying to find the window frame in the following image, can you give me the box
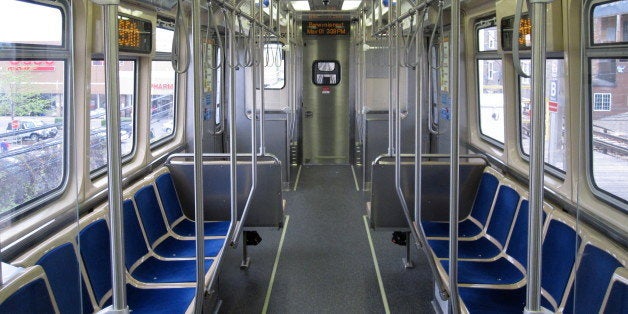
[585,0,628,210]
[515,56,568,178]
[150,18,177,148]
[474,16,505,147]
[88,58,139,178]
[0,0,71,222]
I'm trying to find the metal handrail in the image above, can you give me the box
[449,0,461,311]
[191,0,206,311]
[230,16,259,246]
[99,0,129,311]
[391,2,451,302]
[172,0,191,74]
[513,0,531,78]
[526,0,554,312]
[426,0,445,136]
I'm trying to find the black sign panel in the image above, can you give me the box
[302,21,350,36]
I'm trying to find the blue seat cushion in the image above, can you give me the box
[0,278,56,314]
[172,219,230,237]
[125,285,195,314]
[131,258,213,284]
[153,237,225,259]
[441,258,524,285]
[459,287,526,314]
[422,219,483,239]
[428,237,502,260]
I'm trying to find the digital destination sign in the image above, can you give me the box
[118,14,152,54]
[302,21,350,36]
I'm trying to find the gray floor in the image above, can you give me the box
[218,165,433,313]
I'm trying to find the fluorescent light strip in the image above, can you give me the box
[291,0,310,11]
[341,0,361,10]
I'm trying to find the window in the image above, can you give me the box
[0,0,68,216]
[519,59,567,172]
[151,22,176,144]
[588,0,628,204]
[592,1,628,44]
[312,60,340,86]
[263,43,285,89]
[89,60,136,173]
[593,93,612,111]
[476,18,504,144]
[478,25,498,52]
[0,1,63,46]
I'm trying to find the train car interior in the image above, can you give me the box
[0,0,626,312]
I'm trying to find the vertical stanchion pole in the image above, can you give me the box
[191,0,205,311]
[387,5,395,155]
[525,1,551,313]
[227,9,239,245]
[101,2,129,312]
[414,9,423,227]
[448,0,461,312]
[259,23,266,155]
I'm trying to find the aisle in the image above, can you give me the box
[265,165,384,313]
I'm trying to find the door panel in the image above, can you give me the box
[302,37,350,164]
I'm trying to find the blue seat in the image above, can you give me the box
[155,172,230,237]
[562,244,623,313]
[422,172,499,238]
[78,219,197,313]
[36,242,94,314]
[123,199,214,283]
[602,275,627,314]
[0,270,57,314]
[458,218,580,313]
[134,185,225,259]
[428,185,520,260]
[438,200,529,286]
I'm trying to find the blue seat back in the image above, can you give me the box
[36,242,93,314]
[78,219,112,304]
[469,172,499,225]
[135,185,169,245]
[506,200,547,266]
[123,199,150,270]
[563,244,622,313]
[485,185,520,245]
[603,277,627,314]
[155,173,183,225]
[0,278,56,314]
[541,219,580,309]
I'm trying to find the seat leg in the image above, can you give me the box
[240,236,251,270]
[402,231,414,269]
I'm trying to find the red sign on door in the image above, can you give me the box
[321,86,331,94]
[548,101,558,113]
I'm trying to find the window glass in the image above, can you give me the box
[89,60,135,172]
[592,0,628,44]
[0,1,63,46]
[519,59,567,171]
[155,26,173,53]
[590,58,628,201]
[0,60,65,213]
[150,61,175,142]
[264,43,285,89]
[478,26,497,52]
[477,59,504,143]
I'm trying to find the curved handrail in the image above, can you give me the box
[513,0,531,78]
[172,0,191,74]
